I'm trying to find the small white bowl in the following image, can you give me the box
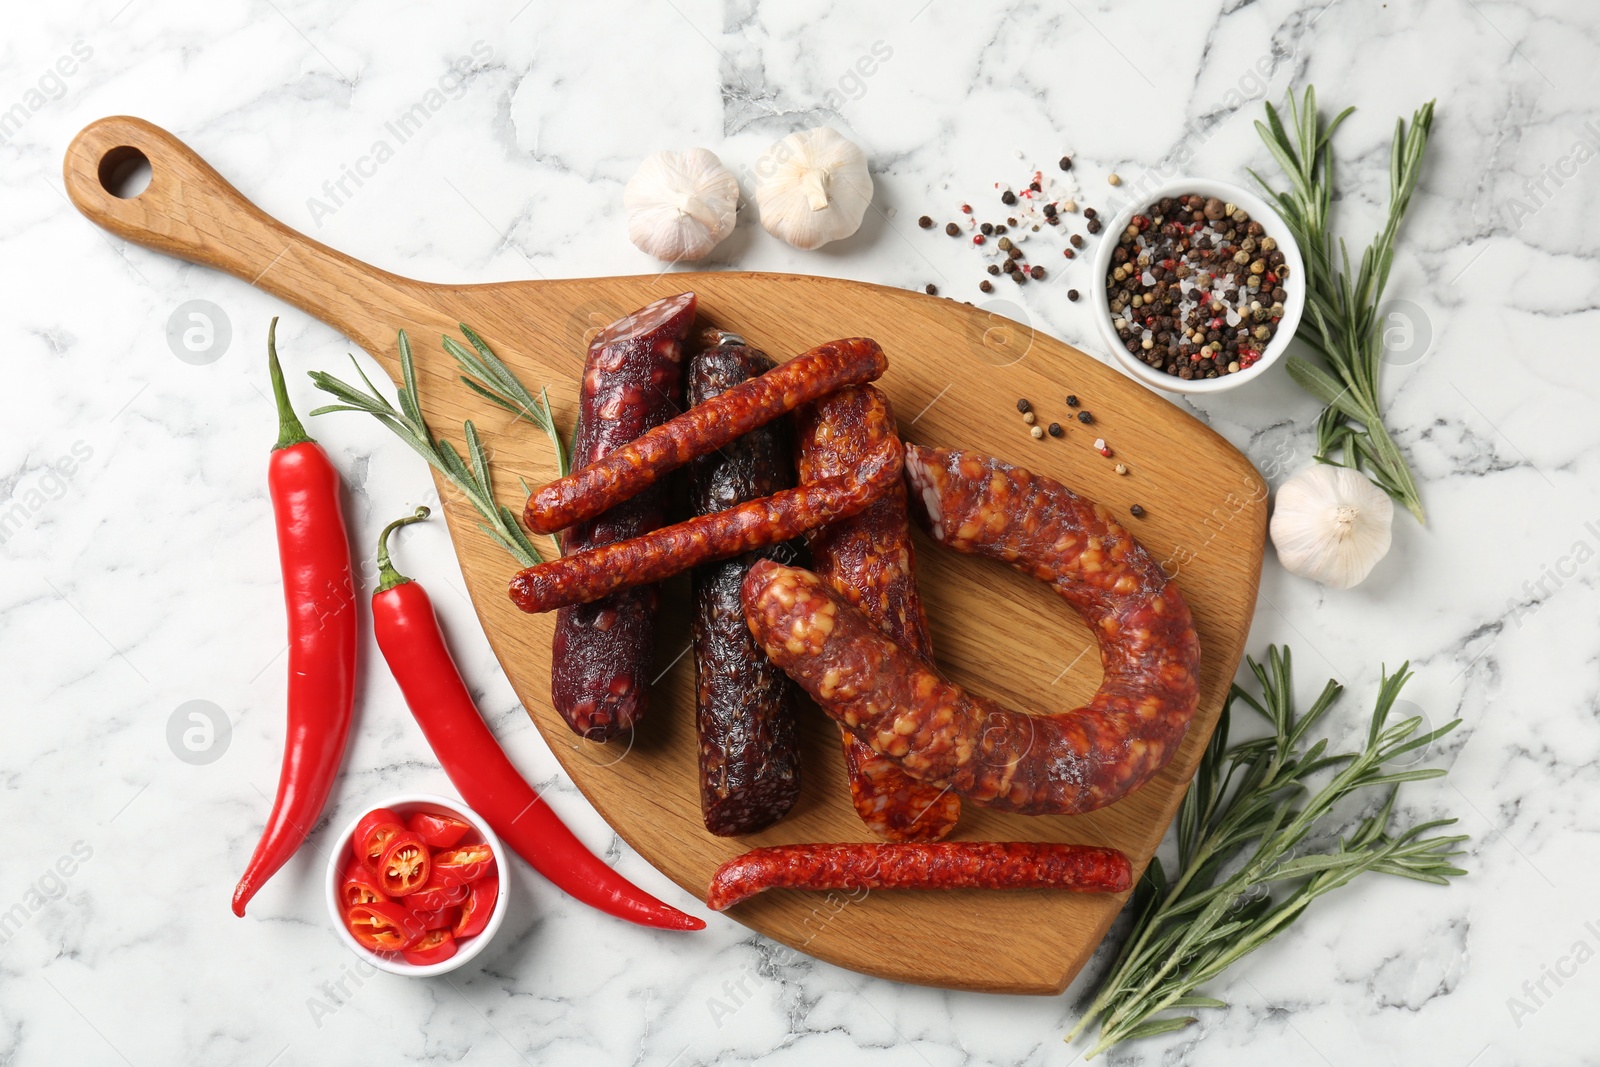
[325,793,509,977]
[1089,176,1305,395]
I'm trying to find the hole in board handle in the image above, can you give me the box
[98,146,151,199]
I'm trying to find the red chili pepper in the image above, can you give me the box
[406,811,472,850]
[402,929,458,966]
[339,861,389,909]
[346,902,423,952]
[369,509,704,932]
[232,320,358,918]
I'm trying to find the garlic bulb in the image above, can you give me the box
[1270,465,1394,589]
[624,149,739,262]
[754,127,873,250]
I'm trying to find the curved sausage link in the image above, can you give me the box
[741,448,1200,816]
[705,842,1132,910]
[509,433,903,614]
[551,292,695,740]
[689,333,802,836]
[796,387,961,842]
[524,338,888,535]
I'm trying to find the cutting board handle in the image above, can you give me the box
[63,115,427,351]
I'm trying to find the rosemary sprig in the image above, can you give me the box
[306,331,546,568]
[442,324,570,479]
[1066,646,1467,1057]
[1251,87,1435,523]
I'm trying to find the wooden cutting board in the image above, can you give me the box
[65,116,1267,995]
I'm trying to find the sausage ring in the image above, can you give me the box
[740,444,1201,816]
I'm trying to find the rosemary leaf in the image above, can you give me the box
[307,330,547,569]
[1253,87,1435,523]
[1065,646,1468,1058]
[443,325,570,478]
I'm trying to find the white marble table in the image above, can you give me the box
[3,0,1596,1063]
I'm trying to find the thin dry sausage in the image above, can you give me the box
[705,842,1132,910]
[741,444,1200,815]
[551,292,695,740]
[689,332,802,836]
[796,386,961,842]
[524,338,887,535]
[509,430,902,614]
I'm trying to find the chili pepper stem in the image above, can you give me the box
[376,507,431,593]
[268,317,315,451]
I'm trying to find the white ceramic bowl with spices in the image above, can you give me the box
[324,792,509,977]
[1090,177,1304,395]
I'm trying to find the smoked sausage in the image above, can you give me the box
[550,292,694,740]
[740,445,1200,816]
[524,338,887,535]
[705,842,1132,910]
[688,332,802,836]
[796,387,961,842]
[509,430,902,614]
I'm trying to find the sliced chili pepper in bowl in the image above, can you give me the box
[353,809,406,871]
[406,811,472,850]
[402,929,458,967]
[376,832,431,897]
[453,876,499,941]
[339,861,389,909]
[346,902,423,953]
[405,876,470,912]
[401,905,460,936]
[430,843,495,888]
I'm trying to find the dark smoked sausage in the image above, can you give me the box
[705,842,1132,910]
[796,387,961,842]
[508,429,902,614]
[524,338,888,535]
[550,292,695,740]
[688,332,802,836]
[740,444,1201,816]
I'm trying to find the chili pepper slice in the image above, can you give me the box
[406,811,472,850]
[339,861,389,909]
[453,876,499,941]
[233,320,359,918]
[429,843,495,888]
[376,832,431,897]
[346,902,422,952]
[369,509,702,931]
[406,876,470,912]
[401,929,458,966]
[402,904,459,934]
[352,808,406,870]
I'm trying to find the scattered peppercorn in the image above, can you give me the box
[1030,425,1045,439]
[1001,189,1017,206]
[945,222,960,236]
[973,234,987,245]
[925,283,937,295]
[1067,289,1080,301]
[1016,398,1032,414]
[1065,394,1079,407]
[1114,463,1128,475]
[987,263,1001,276]
[1022,411,1037,425]
[981,221,994,235]
[1059,156,1073,171]
[1107,173,1122,186]
[1047,422,1064,438]
[1030,265,1045,280]
[1086,218,1102,234]
[1076,410,1093,424]
[1129,504,1145,518]
[918,215,934,229]
[979,279,994,293]
[1070,234,1085,249]
[1083,208,1097,220]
